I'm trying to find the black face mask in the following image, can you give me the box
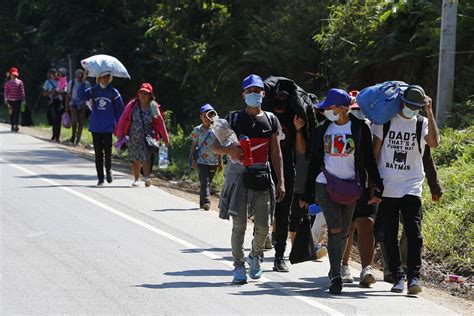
[273,98,288,111]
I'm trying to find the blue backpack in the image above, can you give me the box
[356,81,409,125]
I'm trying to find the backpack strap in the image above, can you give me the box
[415,115,424,155]
[382,120,391,145]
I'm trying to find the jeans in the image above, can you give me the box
[231,189,272,267]
[8,100,21,130]
[274,170,295,259]
[92,132,113,182]
[198,164,217,207]
[315,183,356,280]
[380,194,423,280]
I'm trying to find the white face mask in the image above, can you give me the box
[324,109,340,122]
[351,110,365,120]
[402,106,419,118]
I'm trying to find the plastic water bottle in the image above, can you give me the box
[158,144,169,169]
[206,110,238,146]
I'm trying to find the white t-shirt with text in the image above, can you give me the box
[316,121,356,184]
[372,114,429,198]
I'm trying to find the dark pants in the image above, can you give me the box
[8,100,21,130]
[49,99,63,141]
[70,106,86,143]
[274,170,295,259]
[289,192,305,232]
[92,132,113,182]
[381,194,423,280]
[198,164,217,207]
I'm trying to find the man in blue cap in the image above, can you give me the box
[190,103,222,210]
[212,74,285,284]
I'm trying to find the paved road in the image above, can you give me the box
[0,125,458,315]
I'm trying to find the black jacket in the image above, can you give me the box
[303,115,384,203]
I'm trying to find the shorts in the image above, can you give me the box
[352,189,378,220]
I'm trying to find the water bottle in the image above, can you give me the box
[308,204,322,216]
[206,110,238,146]
[240,135,253,167]
[158,144,169,169]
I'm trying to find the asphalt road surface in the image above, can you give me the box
[0,125,458,315]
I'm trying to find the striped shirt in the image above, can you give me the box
[4,79,25,102]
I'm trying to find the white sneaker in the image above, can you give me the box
[132,180,140,187]
[359,265,376,286]
[144,178,152,187]
[341,265,354,283]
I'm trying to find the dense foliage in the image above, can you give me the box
[1,0,473,129]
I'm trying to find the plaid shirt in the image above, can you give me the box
[4,79,25,102]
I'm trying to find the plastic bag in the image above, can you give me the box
[61,112,71,129]
[81,54,130,78]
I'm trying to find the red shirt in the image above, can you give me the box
[4,78,25,102]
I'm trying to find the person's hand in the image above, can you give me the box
[432,193,441,202]
[368,196,382,205]
[227,143,243,160]
[275,181,286,203]
[299,199,308,209]
[293,115,305,132]
[424,96,433,115]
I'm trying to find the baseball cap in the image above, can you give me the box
[138,82,155,99]
[401,85,425,108]
[317,88,352,109]
[200,103,214,113]
[242,74,264,90]
[9,67,19,76]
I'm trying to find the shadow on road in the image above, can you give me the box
[134,281,231,289]
[152,208,200,212]
[164,269,232,277]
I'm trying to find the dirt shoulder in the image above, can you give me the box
[6,123,473,314]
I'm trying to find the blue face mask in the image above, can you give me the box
[402,106,419,118]
[245,92,263,107]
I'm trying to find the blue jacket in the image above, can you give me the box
[83,85,124,133]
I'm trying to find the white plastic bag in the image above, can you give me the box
[81,54,130,78]
[311,212,327,244]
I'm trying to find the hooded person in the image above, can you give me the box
[83,72,124,186]
[115,82,169,187]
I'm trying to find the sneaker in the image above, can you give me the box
[144,178,152,187]
[232,266,247,284]
[264,235,273,250]
[273,258,289,272]
[96,180,104,187]
[315,244,328,260]
[329,277,343,294]
[132,180,140,187]
[407,277,422,295]
[14,126,19,132]
[391,277,405,293]
[247,254,263,279]
[359,266,376,286]
[106,171,113,183]
[70,136,75,144]
[202,203,211,211]
[341,265,354,283]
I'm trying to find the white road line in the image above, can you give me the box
[2,158,343,316]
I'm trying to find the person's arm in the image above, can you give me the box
[424,96,440,148]
[155,109,170,145]
[113,92,125,121]
[211,139,242,160]
[423,145,442,201]
[217,154,222,172]
[294,115,306,155]
[270,131,285,203]
[361,124,383,204]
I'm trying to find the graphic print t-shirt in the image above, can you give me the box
[372,114,428,198]
[190,124,218,166]
[316,121,355,184]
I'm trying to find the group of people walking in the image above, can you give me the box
[4,66,441,296]
[205,74,440,296]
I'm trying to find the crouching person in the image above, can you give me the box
[212,74,285,284]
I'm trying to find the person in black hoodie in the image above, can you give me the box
[301,88,384,294]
